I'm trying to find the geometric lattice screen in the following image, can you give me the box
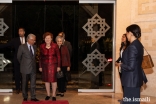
[0,54,9,71]
[82,13,110,76]
[0,18,9,71]
[0,18,9,36]
[82,49,109,76]
[82,13,110,42]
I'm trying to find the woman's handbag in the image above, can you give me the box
[142,48,154,69]
[57,71,64,79]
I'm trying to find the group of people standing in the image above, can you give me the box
[0,28,72,101]
[0,24,149,103]
[115,24,148,104]
[38,32,71,101]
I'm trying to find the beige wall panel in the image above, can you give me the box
[115,0,132,93]
[116,0,156,97]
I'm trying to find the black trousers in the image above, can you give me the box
[14,59,22,90]
[99,72,103,86]
[119,72,124,93]
[123,87,140,104]
[57,67,67,93]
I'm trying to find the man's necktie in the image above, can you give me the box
[29,46,33,56]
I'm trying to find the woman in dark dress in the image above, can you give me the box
[39,32,61,101]
[116,33,130,92]
[55,36,70,97]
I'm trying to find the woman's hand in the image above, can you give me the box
[115,62,119,66]
[39,68,42,72]
[115,62,122,67]
[67,67,70,71]
[57,67,61,72]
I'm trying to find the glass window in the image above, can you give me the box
[0,3,13,90]
[78,3,114,91]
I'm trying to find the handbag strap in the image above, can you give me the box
[144,47,149,55]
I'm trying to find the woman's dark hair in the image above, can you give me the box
[120,34,130,51]
[126,24,141,38]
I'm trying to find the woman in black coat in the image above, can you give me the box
[116,24,147,104]
[116,33,130,92]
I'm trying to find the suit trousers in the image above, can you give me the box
[57,67,67,93]
[14,59,21,90]
[90,72,99,89]
[21,73,36,99]
[123,87,140,104]
[119,72,124,93]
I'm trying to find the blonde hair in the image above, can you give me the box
[55,35,64,42]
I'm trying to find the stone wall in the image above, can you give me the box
[115,0,156,97]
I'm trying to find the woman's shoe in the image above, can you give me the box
[56,93,61,96]
[60,93,64,97]
[45,96,50,100]
[52,97,56,101]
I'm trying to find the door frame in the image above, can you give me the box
[78,0,116,92]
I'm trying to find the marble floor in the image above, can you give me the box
[0,89,156,104]
[0,68,155,104]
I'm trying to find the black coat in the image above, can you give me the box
[116,42,125,63]
[0,37,23,63]
[121,39,147,87]
[64,40,72,58]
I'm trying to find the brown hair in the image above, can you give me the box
[43,32,53,39]
[58,32,65,38]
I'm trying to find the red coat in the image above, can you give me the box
[60,45,71,67]
[39,42,61,68]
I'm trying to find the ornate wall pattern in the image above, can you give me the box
[134,0,156,49]
[138,0,156,14]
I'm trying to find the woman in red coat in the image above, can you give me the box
[55,35,70,97]
[39,32,61,101]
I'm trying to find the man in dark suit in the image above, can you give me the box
[0,27,26,94]
[17,34,39,101]
[90,37,101,89]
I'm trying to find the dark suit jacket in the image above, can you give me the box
[121,39,146,87]
[64,40,72,58]
[0,37,24,63]
[17,43,37,74]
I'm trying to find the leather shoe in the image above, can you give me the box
[23,98,27,101]
[45,96,50,100]
[52,97,56,101]
[31,98,39,101]
[56,93,61,96]
[60,93,64,97]
[16,89,20,94]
